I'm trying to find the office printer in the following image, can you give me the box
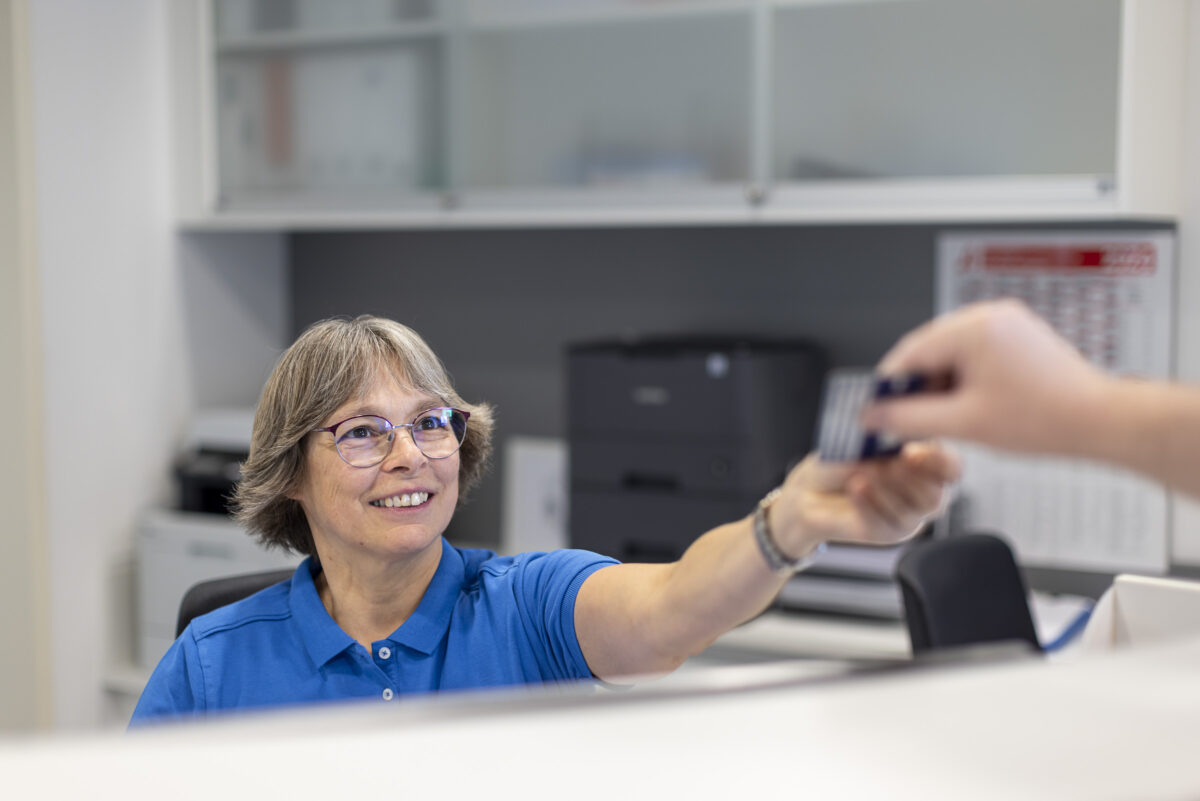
[173,408,255,515]
[567,336,826,563]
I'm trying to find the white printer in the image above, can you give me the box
[137,409,300,669]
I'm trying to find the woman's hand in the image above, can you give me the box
[769,441,961,559]
[574,440,959,682]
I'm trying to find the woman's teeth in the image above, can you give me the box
[371,492,429,508]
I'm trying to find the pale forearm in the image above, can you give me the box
[651,516,798,662]
[1076,377,1200,499]
[577,517,794,680]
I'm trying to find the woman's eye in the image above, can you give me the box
[344,425,376,439]
[416,417,443,431]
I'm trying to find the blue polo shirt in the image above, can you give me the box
[130,540,617,725]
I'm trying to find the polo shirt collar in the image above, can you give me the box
[386,538,464,656]
[290,539,465,668]
[290,558,357,669]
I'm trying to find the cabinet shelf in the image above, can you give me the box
[182,178,1171,233]
[216,22,448,54]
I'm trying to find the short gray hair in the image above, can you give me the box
[232,315,494,555]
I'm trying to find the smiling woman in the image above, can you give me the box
[130,315,958,725]
[234,316,494,558]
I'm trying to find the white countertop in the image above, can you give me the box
[18,633,1200,800]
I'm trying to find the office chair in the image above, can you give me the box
[175,568,296,637]
[895,532,1041,656]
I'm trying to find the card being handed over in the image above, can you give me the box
[814,369,947,462]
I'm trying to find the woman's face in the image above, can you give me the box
[291,375,460,567]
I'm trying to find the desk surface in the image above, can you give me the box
[18,634,1200,800]
[694,589,1091,666]
[696,609,910,663]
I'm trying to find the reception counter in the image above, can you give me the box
[7,630,1200,800]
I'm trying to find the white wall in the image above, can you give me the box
[32,0,181,730]
[0,0,50,732]
[28,1,286,729]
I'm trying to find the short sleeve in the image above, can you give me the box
[128,626,208,727]
[509,549,619,681]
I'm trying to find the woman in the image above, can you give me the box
[131,315,957,723]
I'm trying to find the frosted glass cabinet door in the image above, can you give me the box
[458,1,754,206]
[771,0,1121,186]
[188,0,1164,222]
[212,0,446,211]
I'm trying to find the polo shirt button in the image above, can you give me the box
[378,646,392,660]
[382,688,394,701]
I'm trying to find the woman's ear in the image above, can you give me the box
[284,445,308,503]
[284,478,304,503]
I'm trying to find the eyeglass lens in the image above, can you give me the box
[333,408,467,467]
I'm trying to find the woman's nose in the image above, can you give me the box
[380,429,427,471]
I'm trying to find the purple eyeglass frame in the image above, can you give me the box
[311,407,471,466]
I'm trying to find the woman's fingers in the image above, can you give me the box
[841,444,957,542]
[897,440,962,483]
[774,443,956,550]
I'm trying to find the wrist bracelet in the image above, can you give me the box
[753,487,827,575]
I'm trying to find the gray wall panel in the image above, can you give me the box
[290,222,1170,549]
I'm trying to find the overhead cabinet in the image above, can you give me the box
[171,0,1186,228]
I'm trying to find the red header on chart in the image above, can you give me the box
[959,243,1157,275]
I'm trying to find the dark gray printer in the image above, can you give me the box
[567,337,826,564]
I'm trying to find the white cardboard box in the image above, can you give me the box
[1079,573,1200,651]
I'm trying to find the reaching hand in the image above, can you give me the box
[861,299,1111,458]
[769,442,960,556]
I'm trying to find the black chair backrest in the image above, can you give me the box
[895,533,1041,655]
[175,568,296,637]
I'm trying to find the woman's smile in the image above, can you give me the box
[369,491,432,509]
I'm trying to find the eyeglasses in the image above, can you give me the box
[311,407,470,468]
